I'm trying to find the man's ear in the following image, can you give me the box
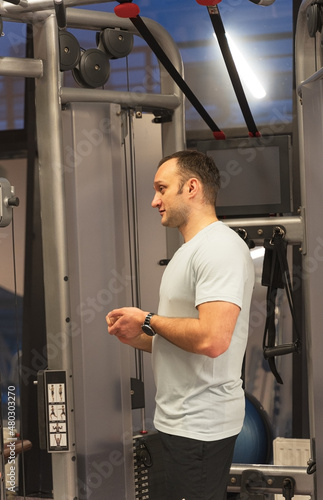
[187,178,199,196]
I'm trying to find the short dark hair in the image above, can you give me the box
[158,150,221,206]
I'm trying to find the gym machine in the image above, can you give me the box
[0,0,321,498]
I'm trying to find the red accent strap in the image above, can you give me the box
[196,0,222,5]
[213,130,226,140]
[114,3,140,18]
[248,131,261,137]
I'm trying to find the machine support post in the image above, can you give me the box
[33,13,77,499]
[295,1,323,497]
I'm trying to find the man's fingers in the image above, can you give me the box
[106,315,120,327]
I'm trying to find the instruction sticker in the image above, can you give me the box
[44,371,69,452]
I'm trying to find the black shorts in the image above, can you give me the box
[158,431,237,500]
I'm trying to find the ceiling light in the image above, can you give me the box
[216,33,266,99]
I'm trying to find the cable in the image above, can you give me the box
[123,56,146,425]
[201,3,260,137]
[115,2,225,139]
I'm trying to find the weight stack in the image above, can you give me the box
[133,432,166,500]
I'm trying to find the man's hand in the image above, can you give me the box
[106,307,152,350]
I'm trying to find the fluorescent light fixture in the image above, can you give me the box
[215,33,266,99]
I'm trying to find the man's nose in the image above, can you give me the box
[151,193,161,208]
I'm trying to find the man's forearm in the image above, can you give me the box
[150,315,203,354]
[120,332,153,353]
[132,334,153,353]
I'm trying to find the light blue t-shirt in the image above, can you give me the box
[152,221,255,441]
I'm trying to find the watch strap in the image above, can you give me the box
[144,312,155,326]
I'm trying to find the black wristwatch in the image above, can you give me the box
[141,312,156,336]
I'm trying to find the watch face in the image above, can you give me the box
[142,324,155,336]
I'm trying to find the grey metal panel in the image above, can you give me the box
[300,77,323,499]
[33,14,78,500]
[62,102,135,500]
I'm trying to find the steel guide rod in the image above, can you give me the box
[0,56,43,78]
[60,86,181,110]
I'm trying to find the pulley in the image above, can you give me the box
[59,31,80,72]
[306,3,323,37]
[72,48,110,88]
[96,28,134,59]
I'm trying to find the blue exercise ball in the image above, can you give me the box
[232,393,272,464]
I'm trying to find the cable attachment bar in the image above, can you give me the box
[114,2,225,139]
[261,226,302,384]
[201,2,261,137]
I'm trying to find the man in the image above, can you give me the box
[106,150,254,500]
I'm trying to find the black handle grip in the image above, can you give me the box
[264,342,300,359]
